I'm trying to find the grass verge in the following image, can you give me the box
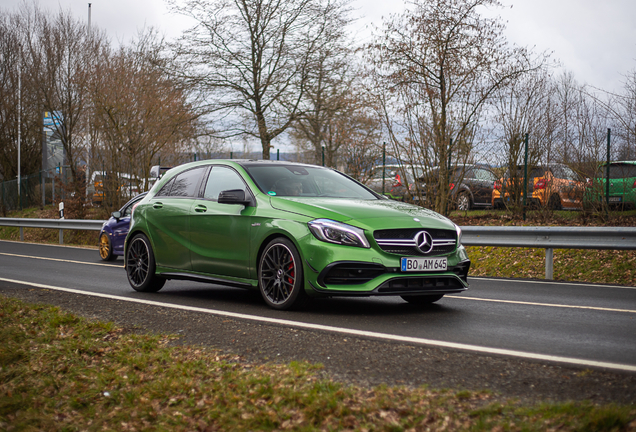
[1,296,635,431]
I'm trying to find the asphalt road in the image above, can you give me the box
[1,239,635,372]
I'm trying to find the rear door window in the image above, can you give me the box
[170,167,207,197]
[608,163,636,179]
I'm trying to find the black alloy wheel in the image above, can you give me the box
[258,238,307,310]
[548,194,562,210]
[126,233,165,292]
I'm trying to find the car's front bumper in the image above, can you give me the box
[299,234,470,297]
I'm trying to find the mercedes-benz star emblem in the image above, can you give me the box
[414,230,433,254]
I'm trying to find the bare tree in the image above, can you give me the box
[288,4,379,169]
[491,67,552,210]
[591,70,636,162]
[368,0,541,214]
[170,0,351,160]
[17,4,106,216]
[90,29,203,211]
[0,10,42,182]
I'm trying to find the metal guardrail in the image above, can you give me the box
[0,218,106,245]
[461,226,636,250]
[461,226,636,279]
[0,218,635,280]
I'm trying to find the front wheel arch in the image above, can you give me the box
[255,232,305,277]
[257,236,308,310]
[125,231,165,292]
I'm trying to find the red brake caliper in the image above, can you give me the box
[287,262,294,286]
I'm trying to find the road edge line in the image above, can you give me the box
[2,276,635,373]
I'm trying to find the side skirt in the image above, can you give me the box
[159,271,257,290]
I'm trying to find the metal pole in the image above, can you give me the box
[382,143,386,195]
[277,149,279,161]
[17,60,21,210]
[87,3,92,199]
[523,133,529,221]
[445,139,452,215]
[41,171,45,207]
[606,128,611,218]
[545,248,553,279]
[321,146,325,166]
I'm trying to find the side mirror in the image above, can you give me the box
[218,189,251,206]
[111,211,122,220]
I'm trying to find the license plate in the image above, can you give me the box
[608,196,622,202]
[401,257,447,272]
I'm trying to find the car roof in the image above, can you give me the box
[233,159,327,169]
[603,161,636,166]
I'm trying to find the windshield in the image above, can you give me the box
[550,165,578,180]
[244,164,379,199]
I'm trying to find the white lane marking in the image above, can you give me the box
[471,276,636,290]
[1,277,635,373]
[0,252,122,268]
[446,295,636,314]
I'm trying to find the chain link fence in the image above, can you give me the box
[0,170,73,215]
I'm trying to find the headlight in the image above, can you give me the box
[308,219,370,248]
[455,224,463,246]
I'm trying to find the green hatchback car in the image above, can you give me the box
[124,160,470,310]
[584,161,636,210]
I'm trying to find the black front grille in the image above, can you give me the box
[373,228,456,256]
[320,262,386,285]
[377,276,465,293]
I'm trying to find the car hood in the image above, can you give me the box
[269,197,456,230]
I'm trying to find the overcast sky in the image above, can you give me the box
[3,0,635,93]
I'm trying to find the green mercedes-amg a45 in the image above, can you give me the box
[124,160,470,310]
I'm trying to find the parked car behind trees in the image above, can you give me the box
[584,161,636,210]
[492,163,585,210]
[364,164,426,201]
[416,165,498,211]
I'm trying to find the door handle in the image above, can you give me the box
[194,205,207,213]
[153,202,163,209]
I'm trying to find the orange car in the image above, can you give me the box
[492,163,585,210]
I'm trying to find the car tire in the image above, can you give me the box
[99,233,116,261]
[456,192,471,211]
[258,237,308,310]
[401,294,444,305]
[126,233,165,292]
[548,194,562,210]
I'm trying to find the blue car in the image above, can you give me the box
[99,193,148,261]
